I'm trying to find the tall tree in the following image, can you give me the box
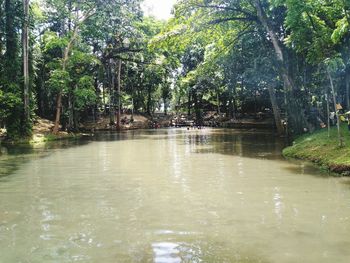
[49,1,95,133]
[157,0,311,134]
[22,0,30,123]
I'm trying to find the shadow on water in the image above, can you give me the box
[178,128,287,160]
[341,179,350,187]
[281,160,333,177]
[0,129,157,179]
[92,130,146,142]
[175,128,335,178]
[0,128,333,180]
[0,138,91,179]
[90,128,350,181]
[91,128,194,142]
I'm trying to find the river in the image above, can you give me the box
[0,128,350,262]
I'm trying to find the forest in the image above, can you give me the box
[2,1,350,261]
[0,0,349,140]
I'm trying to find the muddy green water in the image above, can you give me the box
[1,129,350,263]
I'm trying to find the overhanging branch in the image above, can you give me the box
[208,16,256,25]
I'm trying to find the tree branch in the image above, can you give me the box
[208,16,257,25]
[193,3,255,19]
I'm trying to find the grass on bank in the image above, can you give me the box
[0,132,83,146]
[283,124,350,175]
[30,133,82,144]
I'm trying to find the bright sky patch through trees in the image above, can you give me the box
[142,0,176,20]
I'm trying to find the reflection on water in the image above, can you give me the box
[0,128,350,263]
[0,138,90,178]
[180,129,286,160]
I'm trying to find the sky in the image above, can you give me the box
[142,0,177,20]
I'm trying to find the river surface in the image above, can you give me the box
[1,128,350,263]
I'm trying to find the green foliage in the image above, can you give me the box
[0,88,22,121]
[0,84,28,139]
[282,0,348,64]
[324,56,345,74]
[332,17,349,43]
[43,31,68,53]
[74,76,97,111]
[47,69,70,94]
[1,0,349,139]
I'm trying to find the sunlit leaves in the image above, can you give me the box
[332,17,349,43]
[47,69,70,94]
[42,31,68,53]
[74,76,97,110]
[281,0,348,64]
[0,89,22,120]
[324,56,345,74]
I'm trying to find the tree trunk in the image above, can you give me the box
[240,76,244,103]
[0,0,3,58]
[216,87,220,115]
[345,68,350,109]
[52,11,94,134]
[109,59,115,125]
[267,85,284,135]
[164,97,168,115]
[102,81,106,113]
[228,99,233,118]
[65,0,74,131]
[116,59,122,130]
[53,94,63,134]
[22,0,30,123]
[229,82,237,119]
[68,0,72,31]
[327,68,344,147]
[53,93,62,133]
[0,0,5,87]
[131,97,134,120]
[147,86,152,116]
[325,93,330,138]
[283,85,289,136]
[67,91,74,131]
[193,91,199,123]
[4,0,18,83]
[53,26,79,134]
[255,0,308,134]
[187,89,191,116]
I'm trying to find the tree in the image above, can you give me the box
[156,0,311,134]
[0,0,30,139]
[23,0,30,124]
[325,57,345,147]
[50,1,95,133]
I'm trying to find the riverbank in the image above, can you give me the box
[0,118,85,146]
[0,114,165,145]
[283,124,350,175]
[1,113,275,145]
[81,114,160,131]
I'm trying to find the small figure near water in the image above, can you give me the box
[345,111,350,132]
[329,112,336,126]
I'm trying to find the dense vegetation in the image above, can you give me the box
[0,0,349,141]
[0,0,170,139]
